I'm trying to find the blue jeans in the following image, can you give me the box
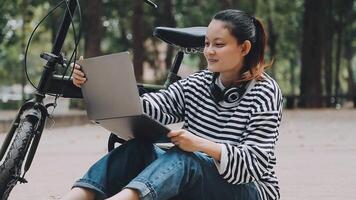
[73,139,261,200]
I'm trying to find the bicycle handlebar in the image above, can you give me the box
[45,75,165,98]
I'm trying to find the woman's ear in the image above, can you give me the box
[241,40,252,56]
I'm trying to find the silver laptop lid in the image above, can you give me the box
[78,52,142,120]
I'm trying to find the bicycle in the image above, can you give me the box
[0,0,206,199]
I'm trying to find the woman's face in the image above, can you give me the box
[204,20,245,77]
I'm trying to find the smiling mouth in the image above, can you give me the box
[208,59,218,63]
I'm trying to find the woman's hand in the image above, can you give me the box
[168,129,222,161]
[167,129,205,152]
[72,56,86,88]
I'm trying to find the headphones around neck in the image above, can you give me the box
[209,73,247,104]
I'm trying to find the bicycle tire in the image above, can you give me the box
[0,117,36,200]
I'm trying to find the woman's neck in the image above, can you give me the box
[219,71,241,87]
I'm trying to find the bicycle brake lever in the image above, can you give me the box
[40,52,67,67]
[40,52,59,63]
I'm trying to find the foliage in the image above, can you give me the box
[0,0,355,108]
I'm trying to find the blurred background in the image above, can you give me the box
[1,1,356,199]
[0,0,355,111]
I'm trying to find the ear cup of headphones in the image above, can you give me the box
[223,87,241,103]
[209,73,246,104]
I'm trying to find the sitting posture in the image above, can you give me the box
[64,9,283,200]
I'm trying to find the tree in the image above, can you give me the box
[299,0,326,108]
[344,4,356,106]
[266,0,278,78]
[132,0,144,82]
[83,0,103,57]
[0,0,354,109]
[333,0,354,106]
[0,0,21,85]
[161,0,176,70]
[220,0,240,10]
[323,0,334,106]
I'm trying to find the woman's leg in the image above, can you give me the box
[120,147,261,200]
[106,188,140,200]
[61,187,96,200]
[62,139,165,200]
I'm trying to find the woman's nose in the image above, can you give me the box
[204,46,215,55]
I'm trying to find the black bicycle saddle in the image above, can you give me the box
[153,26,206,48]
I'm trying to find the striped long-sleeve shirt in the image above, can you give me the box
[141,69,283,200]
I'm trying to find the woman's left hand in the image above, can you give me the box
[167,129,204,152]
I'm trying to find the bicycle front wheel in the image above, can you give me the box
[0,116,37,199]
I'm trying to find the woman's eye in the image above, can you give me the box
[205,42,210,47]
[215,43,225,47]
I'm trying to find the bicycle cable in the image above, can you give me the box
[24,0,65,91]
[24,0,82,101]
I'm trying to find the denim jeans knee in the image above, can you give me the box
[72,139,165,199]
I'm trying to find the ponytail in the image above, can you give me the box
[240,17,270,82]
[252,17,266,70]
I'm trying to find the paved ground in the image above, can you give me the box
[1,109,356,200]
[0,110,89,133]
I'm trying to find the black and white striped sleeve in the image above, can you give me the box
[141,80,186,125]
[215,80,283,185]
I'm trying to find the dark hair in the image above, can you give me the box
[213,9,269,81]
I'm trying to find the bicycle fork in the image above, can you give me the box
[0,101,47,182]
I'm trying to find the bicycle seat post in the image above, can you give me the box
[153,26,206,88]
[164,51,184,88]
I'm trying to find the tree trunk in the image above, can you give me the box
[119,20,130,50]
[220,0,240,9]
[333,21,343,106]
[341,0,355,106]
[113,1,132,51]
[220,0,233,9]
[267,0,277,78]
[132,0,144,82]
[323,0,334,107]
[299,0,325,108]
[345,44,354,98]
[290,60,296,96]
[286,59,297,109]
[49,0,62,44]
[347,56,356,108]
[333,0,353,107]
[84,0,103,57]
[267,18,277,74]
[162,0,176,70]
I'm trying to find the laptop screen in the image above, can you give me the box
[78,52,142,120]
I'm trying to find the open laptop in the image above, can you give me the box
[78,52,170,142]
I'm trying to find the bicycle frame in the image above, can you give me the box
[0,1,79,197]
[0,0,194,198]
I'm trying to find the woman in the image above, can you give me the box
[64,9,282,200]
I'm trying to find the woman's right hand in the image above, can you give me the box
[72,57,87,88]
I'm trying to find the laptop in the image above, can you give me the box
[78,52,170,142]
